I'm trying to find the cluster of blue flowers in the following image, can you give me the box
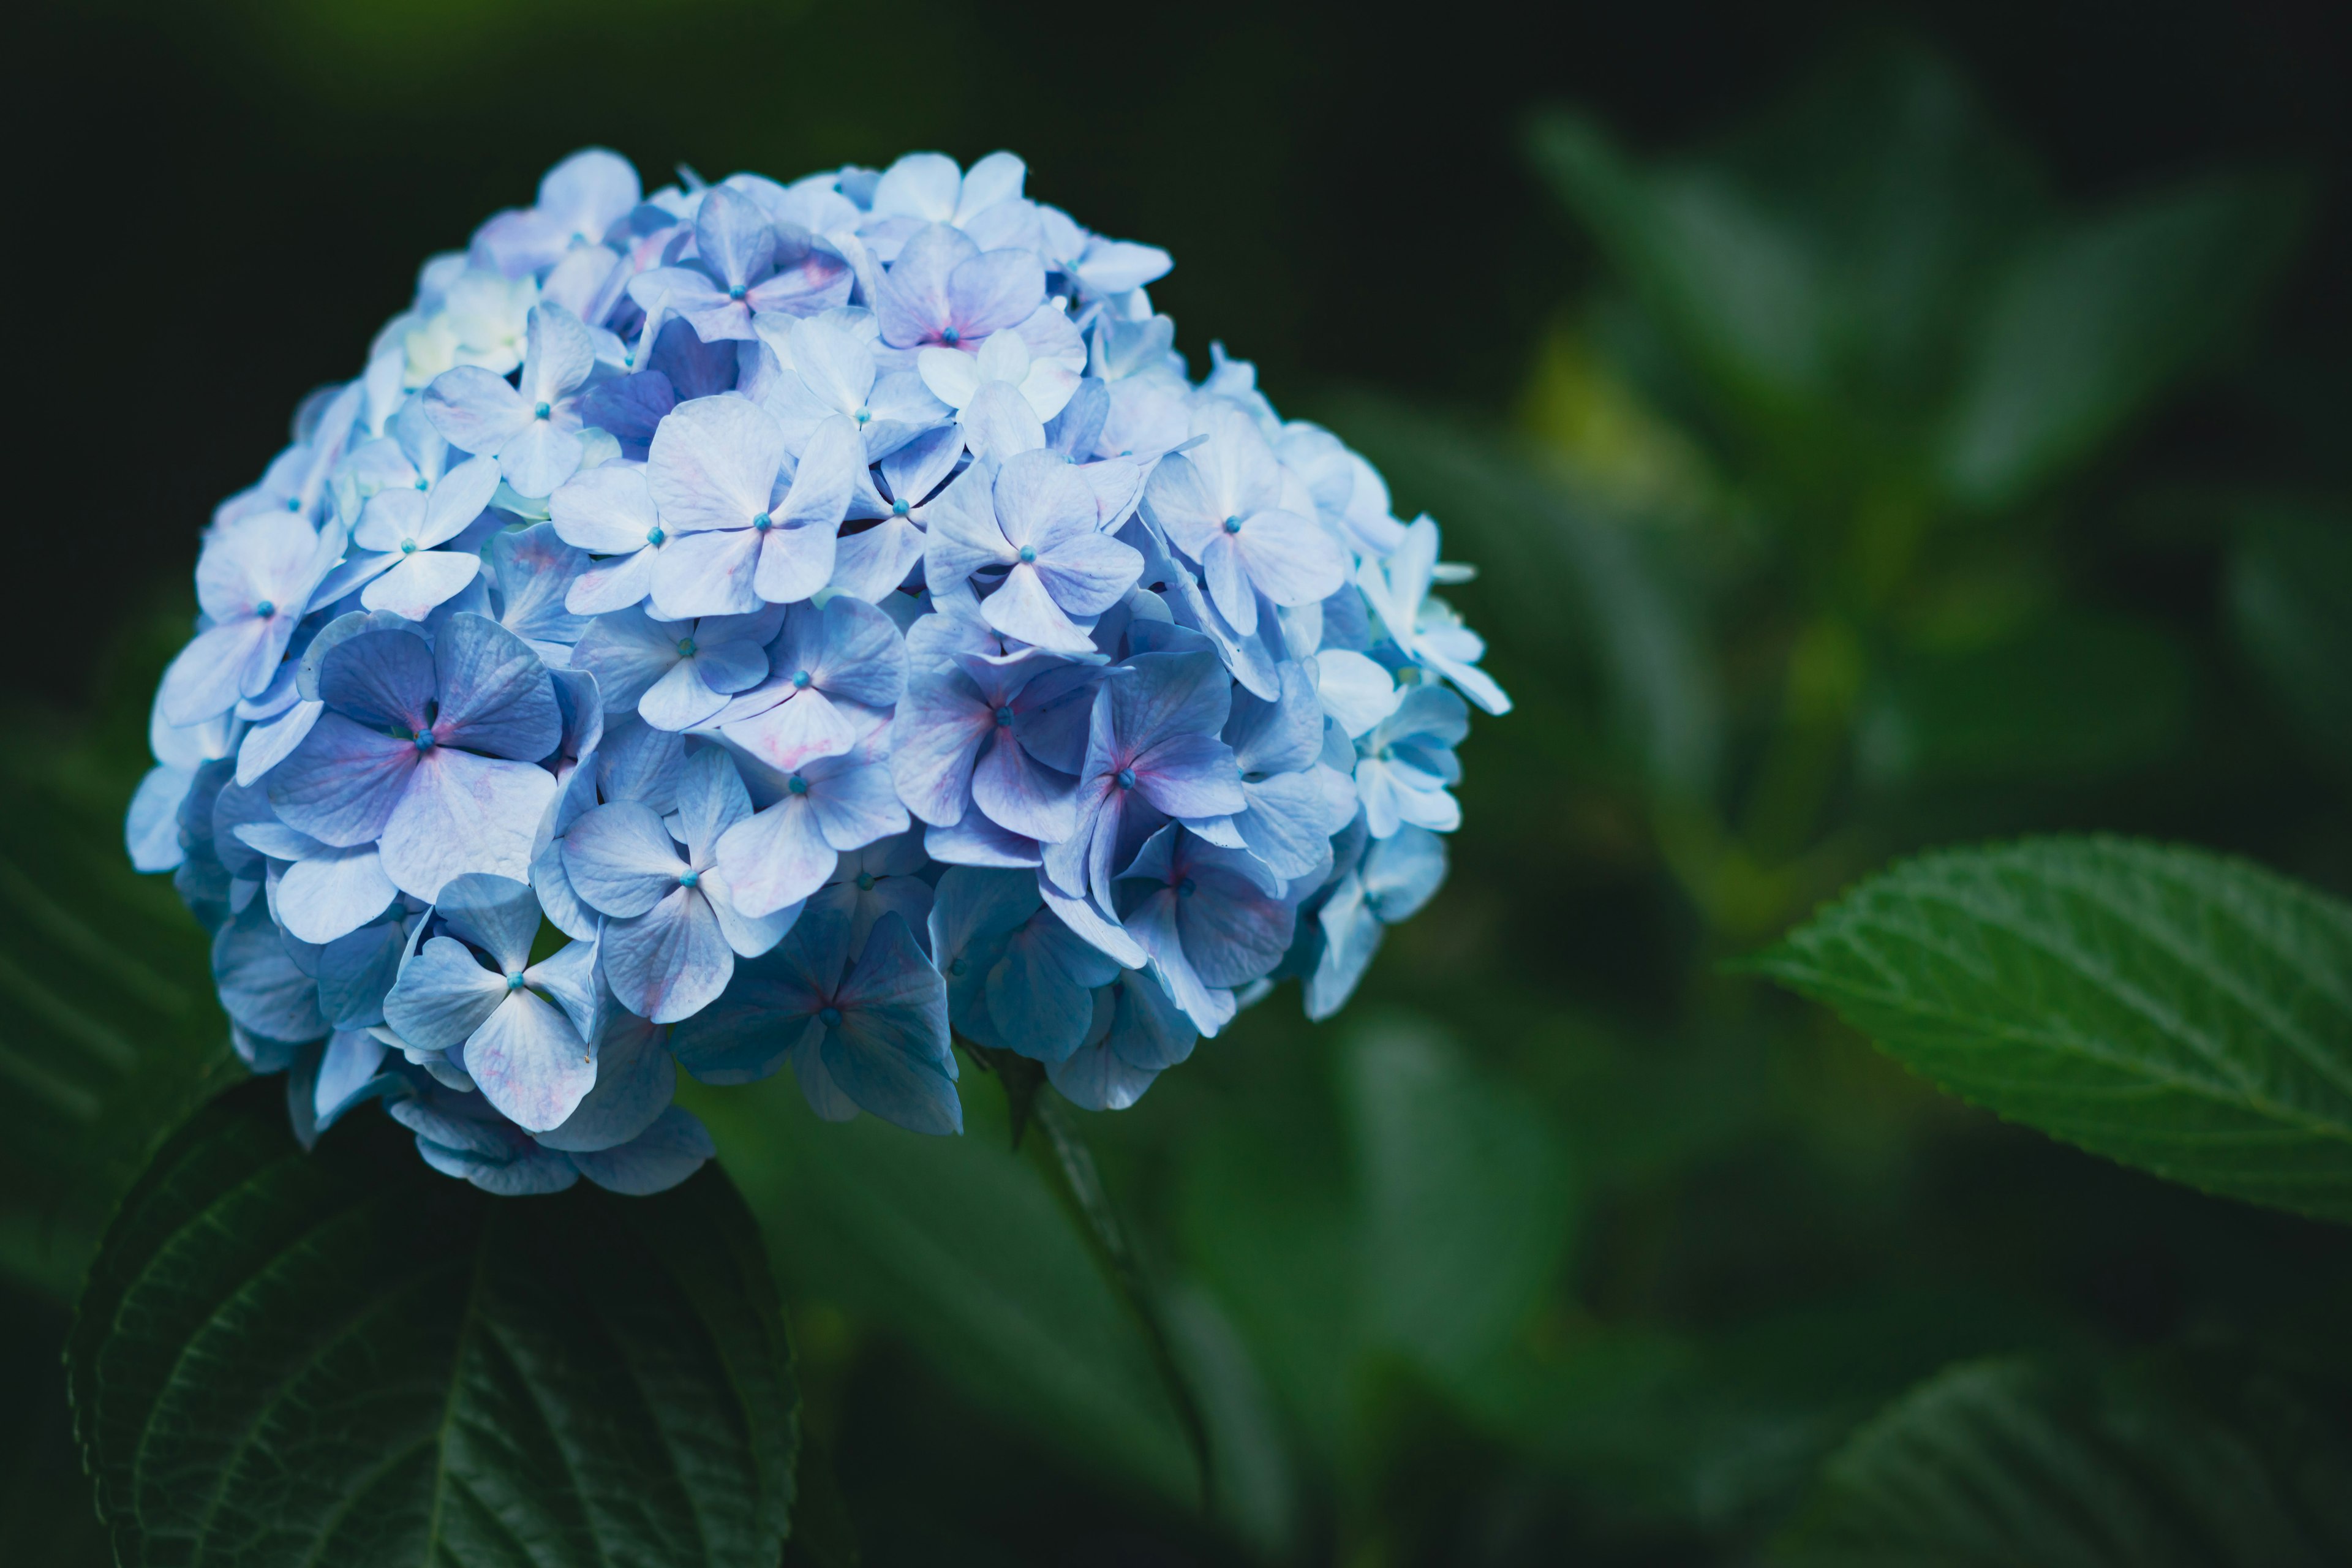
[129,149,1507,1196]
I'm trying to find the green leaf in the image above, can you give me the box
[1344,1018,1575,1384]
[680,1071,1200,1508]
[1774,1354,2352,1566]
[1528,110,1831,423]
[2225,500,2352,774]
[1937,173,2305,510]
[1177,1015,1574,1463]
[1750,836,2352,1223]
[69,1077,796,1568]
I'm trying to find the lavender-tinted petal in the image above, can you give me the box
[431,612,562,758]
[497,421,586,499]
[383,934,508,1052]
[570,605,680,713]
[562,801,683,917]
[1035,532,1145,617]
[422,365,532,455]
[723,688,856,778]
[971,733,1077,843]
[639,658,729,731]
[159,617,276,728]
[314,1028,391,1126]
[360,550,484,622]
[377,748,555,901]
[601,888,735,1023]
[981,564,1095,654]
[464,988,596,1132]
[549,461,661,553]
[695,186,777,288]
[537,1011,673,1152]
[887,675,990,825]
[713,796,835,918]
[317,919,407,1030]
[651,526,765,619]
[274,844,398,945]
[569,1106,715,1194]
[1234,769,1331,881]
[236,699,323,788]
[750,521,840,606]
[1133,729,1246,818]
[128,766,192,872]
[1036,871,1147,968]
[809,758,910,852]
[647,393,783,532]
[960,380,1046,464]
[214,902,328,1044]
[947,247,1046,338]
[267,712,418,847]
[1046,1036,1160,1112]
[985,914,1118,1064]
[874,224,977,345]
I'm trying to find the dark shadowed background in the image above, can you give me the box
[8,1,2352,1564]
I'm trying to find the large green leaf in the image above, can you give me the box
[1774,1354,2352,1566]
[69,1077,796,1568]
[681,1070,1201,1509]
[1937,173,2304,510]
[1751,837,2352,1222]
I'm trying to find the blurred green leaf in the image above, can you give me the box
[1178,1016,1574,1471]
[682,1070,1202,1509]
[1937,173,2305,510]
[1856,613,2196,788]
[1774,1352,2352,1566]
[70,1077,797,1568]
[1461,1288,2076,1536]
[1752,836,2352,1222]
[2225,500,2352,773]
[1324,391,1722,801]
[1529,110,1831,424]
[1346,1018,1575,1384]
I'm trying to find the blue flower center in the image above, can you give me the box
[854,407,872,424]
[1017,546,1037,564]
[949,958,967,976]
[285,497,301,511]
[995,705,1016,726]
[791,669,812,689]
[856,872,875,891]
[752,511,772,532]
[891,499,910,516]
[1223,515,1243,534]
[400,540,418,554]
[413,729,435,750]
[624,353,635,368]
[679,870,700,889]
[728,284,747,301]
[1115,767,1137,790]
[647,526,666,545]
[787,774,810,796]
[414,478,429,491]
[1177,876,1197,898]
[819,1005,843,1027]
[676,637,697,657]
[253,600,275,618]
[533,402,551,420]
[505,971,526,990]
[940,327,961,346]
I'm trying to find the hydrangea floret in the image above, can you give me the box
[129,148,1508,1195]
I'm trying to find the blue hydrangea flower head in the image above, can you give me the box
[129,147,1505,1194]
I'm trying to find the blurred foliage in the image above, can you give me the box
[12,13,2352,1568]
